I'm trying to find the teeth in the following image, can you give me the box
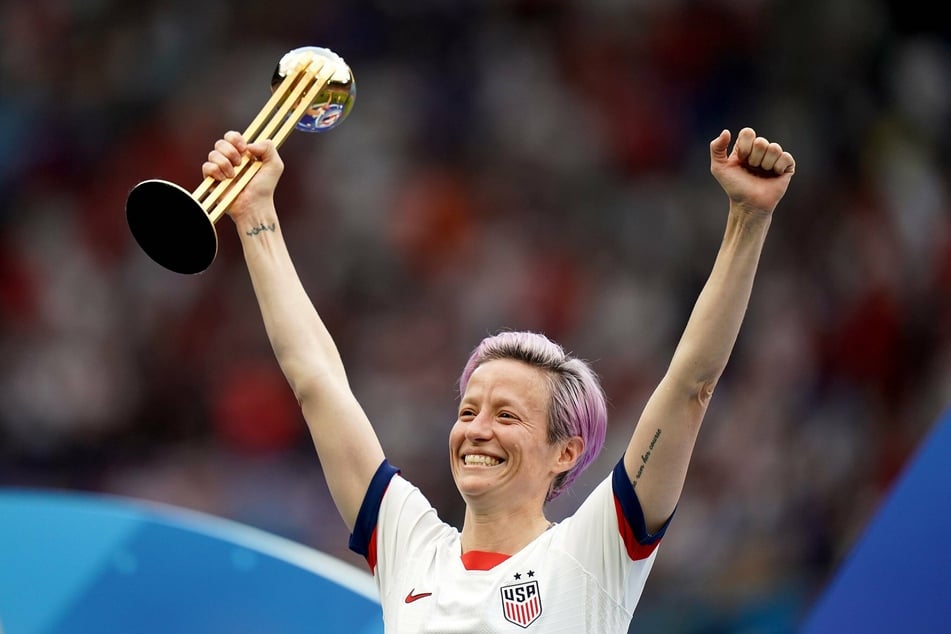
[464,454,502,467]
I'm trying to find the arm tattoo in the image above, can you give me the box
[246,223,276,237]
[633,428,662,488]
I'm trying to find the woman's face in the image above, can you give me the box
[449,359,567,510]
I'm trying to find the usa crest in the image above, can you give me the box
[500,580,542,628]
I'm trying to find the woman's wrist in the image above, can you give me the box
[232,204,280,237]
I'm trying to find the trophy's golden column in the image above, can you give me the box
[126,46,355,274]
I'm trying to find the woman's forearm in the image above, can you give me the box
[667,203,772,389]
[233,206,349,395]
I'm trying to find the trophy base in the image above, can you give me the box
[126,179,218,275]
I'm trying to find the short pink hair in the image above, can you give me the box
[458,331,608,501]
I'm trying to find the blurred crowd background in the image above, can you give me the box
[2,0,949,631]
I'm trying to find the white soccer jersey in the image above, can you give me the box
[349,459,670,633]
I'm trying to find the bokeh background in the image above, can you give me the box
[2,0,949,631]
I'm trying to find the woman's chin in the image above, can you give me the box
[454,473,498,500]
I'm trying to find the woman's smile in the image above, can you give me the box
[462,453,504,467]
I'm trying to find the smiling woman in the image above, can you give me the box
[197,125,796,632]
[450,352,587,539]
[457,331,607,503]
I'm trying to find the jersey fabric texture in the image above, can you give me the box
[349,458,671,633]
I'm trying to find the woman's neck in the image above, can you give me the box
[460,504,552,555]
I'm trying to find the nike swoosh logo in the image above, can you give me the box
[404,589,433,603]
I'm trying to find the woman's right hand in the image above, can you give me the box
[202,130,285,222]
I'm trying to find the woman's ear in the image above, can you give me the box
[556,436,585,474]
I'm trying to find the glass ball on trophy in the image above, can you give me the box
[272,46,355,133]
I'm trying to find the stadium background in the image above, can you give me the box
[1,1,948,631]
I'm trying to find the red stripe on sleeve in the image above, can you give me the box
[614,496,661,561]
[367,526,379,572]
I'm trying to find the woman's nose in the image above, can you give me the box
[465,412,493,441]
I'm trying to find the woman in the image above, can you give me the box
[202,126,795,631]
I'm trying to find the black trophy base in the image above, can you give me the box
[126,179,218,275]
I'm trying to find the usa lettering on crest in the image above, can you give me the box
[500,580,542,628]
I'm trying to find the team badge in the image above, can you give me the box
[500,580,542,628]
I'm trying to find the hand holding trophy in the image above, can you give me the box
[126,46,355,274]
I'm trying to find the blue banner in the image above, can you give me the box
[0,490,383,634]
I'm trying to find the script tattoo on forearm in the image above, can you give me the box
[633,428,662,488]
[246,223,276,237]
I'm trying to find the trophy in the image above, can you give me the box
[126,46,356,274]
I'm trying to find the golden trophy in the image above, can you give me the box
[126,46,355,274]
